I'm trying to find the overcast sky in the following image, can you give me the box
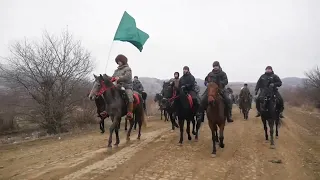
[1,0,319,82]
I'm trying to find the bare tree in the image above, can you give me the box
[0,30,93,134]
[304,66,320,107]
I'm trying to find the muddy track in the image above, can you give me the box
[0,107,319,180]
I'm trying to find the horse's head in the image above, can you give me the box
[207,82,220,104]
[162,81,173,99]
[88,74,114,101]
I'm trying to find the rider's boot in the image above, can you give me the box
[226,107,233,122]
[255,112,261,117]
[126,102,134,120]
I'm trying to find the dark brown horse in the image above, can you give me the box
[239,91,251,120]
[206,82,225,157]
[88,74,146,148]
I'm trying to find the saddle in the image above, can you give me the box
[118,88,141,107]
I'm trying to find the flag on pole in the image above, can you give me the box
[113,11,149,52]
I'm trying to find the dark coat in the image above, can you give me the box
[132,79,144,92]
[205,69,228,89]
[179,72,196,91]
[255,72,282,96]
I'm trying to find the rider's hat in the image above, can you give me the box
[183,66,189,71]
[212,61,220,67]
[115,54,128,65]
[134,76,138,79]
[265,66,273,70]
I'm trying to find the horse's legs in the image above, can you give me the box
[124,118,128,131]
[192,118,196,135]
[218,124,225,148]
[195,118,202,141]
[99,118,105,134]
[114,120,120,146]
[215,129,219,143]
[262,118,268,141]
[186,119,192,141]
[268,119,275,148]
[178,117,184,144]
[126,118,134,141]
[275,119,279,138]
[160,109,163,120]
[211,125,217,156]
[108,117,117,148]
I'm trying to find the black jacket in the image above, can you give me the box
[255,72,282,93]
[179,72,195,91]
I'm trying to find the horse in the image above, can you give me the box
[239,91,251,120]
[174,87,201,145]
[206,82,225,157]
[160,81,180,130]
[259,86,282,149]
[154,93,169,121]
[88,74,146,148]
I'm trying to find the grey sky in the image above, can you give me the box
[1,0,319,82]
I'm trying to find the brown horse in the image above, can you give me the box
[206,82,225,157]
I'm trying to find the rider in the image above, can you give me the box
[239,83,252,109]
[255,66,284,118]
[112,54,134,119]
[179,66,200,111]
[132,76,145,94]
[197,61,234,123]
[226,87,234,118]
[169,72,180,91]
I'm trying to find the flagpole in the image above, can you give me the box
[104,41,115,73]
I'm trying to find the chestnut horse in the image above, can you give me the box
[206,82,225,157]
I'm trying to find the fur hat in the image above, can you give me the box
[134,76,138,79]
[212,61,220,67]
[265,66,273,70]
[115,54,128,65]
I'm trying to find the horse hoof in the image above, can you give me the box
[188,137,192,141]
[100,131,105,134]
[178,143,183,146]
[265,140,269,143]
[170,130,174,132]
[276,136,279,139]
[107,145,112,148]
[211,154,217,158]
[114,144,119,147]
[133,129,136,131]
[125,129,127,131]
[270,145,276,149]
[220,144,225,148]
[195,138,198,142]
[137,137,140,140]
[192,131,196,135]
[126,137,130,141]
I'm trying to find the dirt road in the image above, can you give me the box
[0,107,319,180]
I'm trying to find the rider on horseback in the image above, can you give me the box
[133,76,145,94]
[169,72,180,91]
[255,66,284,118]
[112,54,134,119]
[179,66,200,110]
[197,61,234,123]
[239,83,252,109]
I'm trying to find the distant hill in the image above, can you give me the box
[139,76,306,96]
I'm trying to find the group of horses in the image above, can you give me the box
[88,74,282,157]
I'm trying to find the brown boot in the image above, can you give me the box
[126,102,134,120]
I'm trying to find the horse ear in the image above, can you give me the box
[99,74,103,79]
[93,74,98,79]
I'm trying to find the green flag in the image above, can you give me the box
[113,11,149,52]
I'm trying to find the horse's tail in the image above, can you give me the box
[141,106,147,128]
